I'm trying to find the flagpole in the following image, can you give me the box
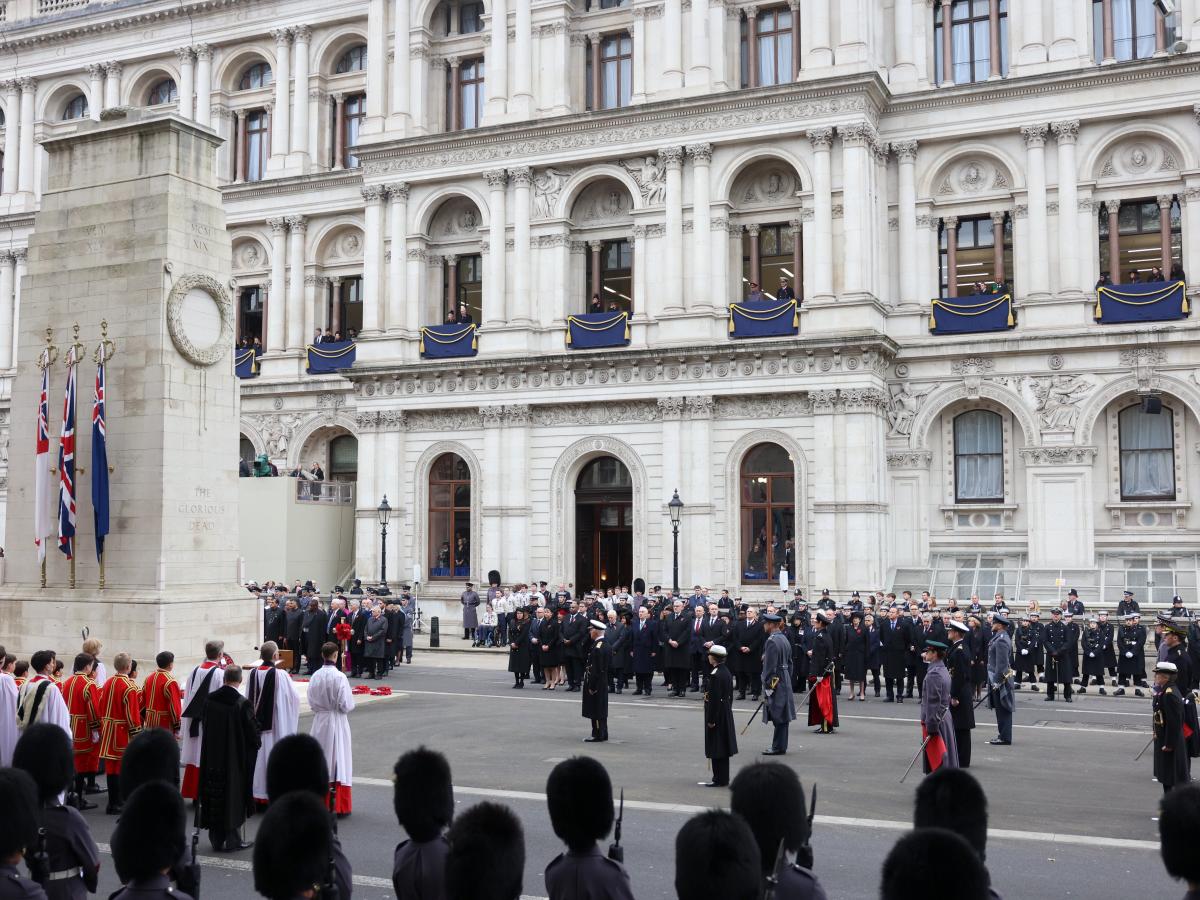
[94,320,115,591]
[66,324,85,591]
[36,329,58,590]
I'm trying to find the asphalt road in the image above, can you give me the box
[77,655,1182,900]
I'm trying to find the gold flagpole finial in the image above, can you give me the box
[38,327,59,371]
[94,319,116,365]
[66,322,85,367]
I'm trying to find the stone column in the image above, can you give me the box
[916,211,939,302]
[1159,194,1174,275]
[588,35,602,109]
[479,407,505,575]
[354,426,379,580]
[0,251,13,369]
[484,169,508,325]
[894,140,918,303]
[1022,124,1050,297]
[291,26,311,156]
[939,0,953,84]
[709,3,729,88]
[1105,200,1121,282]
[194,45,213,129]
[589,241,602,298]
[405,245,423,333]
[387,183,409,332]
[746,224,761,287]
[510,167,532,324]
[840,123,874,296]
[445,255,458,311]
[943,215,958,297]
[329,276,343,333]
[1183,186,1200,290]
[807,128,834,299]
[661,147,685,312]
[410,46,429,133]
[808,0,832,67]
[663,0,684,88]
[303,273,320,344]
[362,186,385,334]
[1052,119,1080,294]
[892,0,916,83]
[989,0,1003,76]
[332,94,346,169]
[269,29,292,166]
[176,48,195,119]
[685,396,714,585]
[632,224,648,311]
[745,9,760,88]
[711,216,730,306]
[286,216,307,350]
[502,405,531,578]
[1020,0,1047,63]
[266,217,288,352]
[789,219,803,299]
[447,59,461,131]
[657,398,684,515]
[1100,0,1115,61]
[16,79,33,196]
[1,81,18,195]
[103,62,122,109]
[991,211,1007,285]
[789,0,801,78]
[1050,0,1077,60]
[9,248,23,368]
[512,0,533,116]
[487,0,509,117]
[688,0,711,87]
[688,143,712,310]
[84,66,103,122]
[234,110,248,182]
[364,0,387,126]
[391,0,412,126]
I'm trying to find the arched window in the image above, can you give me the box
[239,62,274,90]
[429,453,471,579]
[335,44,368,73]
[239,436,256,467]
[62,94,89,121]
[953,410,1003,502]
[740,443,795,583]
[1118,404,1175,500]
[147,78,179,106]
[328,435,358,482]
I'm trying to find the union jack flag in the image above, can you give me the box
[34,364,52,563]
[58,353,77,559]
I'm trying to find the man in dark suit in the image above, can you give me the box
[880,605,909,703]
[630,605,659,697]
[562,602,587,692]
[687,602,709,692]
[665,601,693,698]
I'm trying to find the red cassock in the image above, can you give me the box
[61,673,102,774]
[141,670,182,733]
[98,674,142,775]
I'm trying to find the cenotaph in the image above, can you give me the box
[0,111,257,665]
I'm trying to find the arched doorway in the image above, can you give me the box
[575,457,632,593]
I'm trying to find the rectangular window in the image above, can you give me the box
[444,253,484,324]
[934,0,1008,84]
[584,239,633,313]
[1097,197,1182,284]
[600,34,632,109]
[1093,0,1170,61]
[756,7,792,86]
[339,276,364,336]
[460,2,483,33]
[461,58,485,129]
[238,286,264,345]
[938,214,1014,296]
[343,93,365,169]
[245,109,268,182]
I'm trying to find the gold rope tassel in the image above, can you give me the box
[566,324,573,346]
[728,310,735,334]
[792,301,799,328]
[929,303,937,331]
[471,328,478,351]
[1094,295,1103,319]
[623,316,630,340]
[1006,300,1014,327]
[419,331,426,354]
[1182,293,1190,315]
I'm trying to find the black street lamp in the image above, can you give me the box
[668,489,683,596]
[377,496,392,587]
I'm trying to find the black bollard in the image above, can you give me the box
[430,616,440,648]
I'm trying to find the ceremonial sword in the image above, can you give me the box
[899,687,992,783]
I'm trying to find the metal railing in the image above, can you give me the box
[294,480,355,505]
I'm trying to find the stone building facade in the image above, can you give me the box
[0,0,1198,611]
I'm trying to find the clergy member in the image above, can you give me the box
[199,665,260,852]
[180,641,227,800]
[247,642,300,806]
[0,643,17,767]
[308,642,356,816]
[17,650,72,738]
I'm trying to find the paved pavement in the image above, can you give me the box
[77,655,1181,899]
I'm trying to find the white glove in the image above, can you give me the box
[1020,649,1028,656]
[1088,652,1095,657]
[1125,651,1134,658]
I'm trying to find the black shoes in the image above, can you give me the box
[761,749,785,756]
[987,738,1010,745]
[225,840,254,852]
[584,737,607,743]
[698,781,727,788]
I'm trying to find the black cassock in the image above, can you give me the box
[703,664,737,762]
[582,639,611,723]
[198,685,261,838]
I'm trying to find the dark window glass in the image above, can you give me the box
[62,94,89,121]
[238,286,265,345]
[336,45,368,74]
[938,214,1013,296]
[344,93,366,168]
[599,34,632,109]
[328,435,358,482]
[934,0,1009,83]
[245,109,268,182]
[1098,197,1182,283]
[148,78,178,106]
[429,453,471,578]
[239,62,274,90]
[583,239,633,313]
[739,442,795,583]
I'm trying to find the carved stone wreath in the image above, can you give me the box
[166,273,234,366]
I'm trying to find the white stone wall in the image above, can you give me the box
[0,0,1193,607]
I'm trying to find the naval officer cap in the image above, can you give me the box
[993,612,1010,626]
[1123,590,1134,597]
[763,613,783,623]
[589,619,608,630]
[948,620,970,634]
[1154,661,1178,674]
[708,645,728,658]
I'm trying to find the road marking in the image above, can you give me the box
[95,841,549,898]
[388,688,1150,735]
[349,781,1159,851]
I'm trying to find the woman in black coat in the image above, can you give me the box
[507,608,532,688]
[284,602,304,674]
[864,613,882,697]
[608,613,631,693]
[842,612,869,701]
[969,616,989,699]
[302,598,325,676]
[538,612,563,689]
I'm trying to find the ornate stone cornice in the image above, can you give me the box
[685,395,713,419]
[479,405,505,428]
[887,450,933,470]
[1018,446,1098,466]
[657,396,684,420]
[355,410,406,432]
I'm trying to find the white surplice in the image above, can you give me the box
[17,674,71,739]
[306,663,355,787]
[247,665,300,802]
[180,661,224,770]
[0,672,18,766]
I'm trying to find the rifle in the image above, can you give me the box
[607,789,624,863]
[27,827,49,886]
[765,783,819,898]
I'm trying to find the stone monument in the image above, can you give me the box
[0,111,257,666]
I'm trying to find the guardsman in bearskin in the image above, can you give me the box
[60,653,102,811]
[1153,661,1191,793]
[252,793,333,900]
[583,619,611,743]
[139,651,181,734]
[730,763,825,900]
[0,768,47,900]
[110,782,193,900]
[392,746,453,900]
[97,653,142,814]
[11,723,101,900]
[544,757,634,899]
